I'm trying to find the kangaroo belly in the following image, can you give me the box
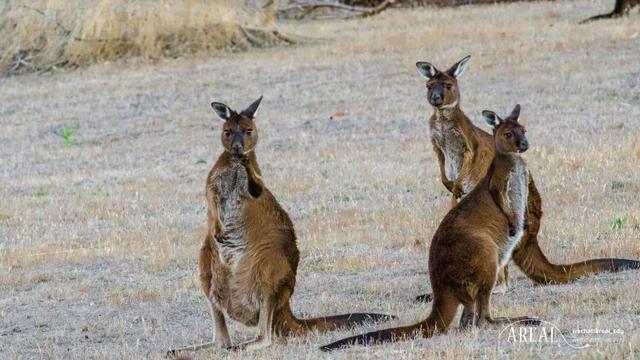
[432,124,471,191]
[210,266,260,326]
[210,164,260,326]
[498,162,529,268]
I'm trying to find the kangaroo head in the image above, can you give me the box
[210,96,262,156]
[482,104,529,154]
[416,55,470,110]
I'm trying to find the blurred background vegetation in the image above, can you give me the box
[0,0,619,75]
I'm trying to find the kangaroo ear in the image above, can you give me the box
[446,55,471,78]
[211,102,233,121]
[509,104,521,121]
[482,110,502,128]
[241,95,263,118]
[416,61,438,79]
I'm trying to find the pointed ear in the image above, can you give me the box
[446,55,471,78]
[211,102,233,121]
[509,104,521,121]
[241,95,263,118]
[416,61,438,79]
[482,110,502,128]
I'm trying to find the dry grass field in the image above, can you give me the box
[1,0,640,358]
[0,0,279,74]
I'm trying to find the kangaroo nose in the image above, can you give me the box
[232,143,242,152]
[431,94,443,105]
[519,141,529,152]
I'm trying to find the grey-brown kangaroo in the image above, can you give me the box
[413,56,640,303]
[321,105,540,351]
[168,97,392,355]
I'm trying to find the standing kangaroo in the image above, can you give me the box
[321,106,540,351]
[413,56,640,303]
[168,97,391,355]
[580,0,639,23]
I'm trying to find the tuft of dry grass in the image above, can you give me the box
[0,0,288,74]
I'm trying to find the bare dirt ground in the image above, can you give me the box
[1,1,639,359]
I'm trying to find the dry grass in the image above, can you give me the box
[0,0,285,74]
[1,0,639,358]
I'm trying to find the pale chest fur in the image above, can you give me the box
[431,116,472,192]
[499,158,529,268]
[212,163,252,267]
[209,163,262,325]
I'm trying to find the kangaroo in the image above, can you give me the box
[580,0,639,24]
[413,56,640,303]
[168,97,392,355]
[320,105,540,351]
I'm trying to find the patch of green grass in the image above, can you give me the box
[195,159,207,165]
[610,217,625,231]
[334,193,352,202]
[610,180,624,190]
[35,187,48,197]
[59,124,74,148]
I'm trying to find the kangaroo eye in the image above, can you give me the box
[245,129,253,136]
[446,84,453,90]
[426,83,433,89]
[224,130,231,137]
[504,133,513,139]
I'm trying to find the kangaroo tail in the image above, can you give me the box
[580,12,618,24]
[320,324,425,351]
[513,177,640,284]
[275,305,395,336]
[320,289,459,351]
[512,237,640,284]
[580,2,630,24]
[298,313,395,332]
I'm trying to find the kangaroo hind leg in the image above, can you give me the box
[230,296,275,351]
[475,290,540,327]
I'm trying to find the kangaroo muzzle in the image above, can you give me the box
[430,90,443,107]
[517,139,529,153]
[231,133,244,155]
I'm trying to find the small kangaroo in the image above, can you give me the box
[413,56,640,303]
[168,97,391,355]
[580,0,639,24]
[320,105,540,351]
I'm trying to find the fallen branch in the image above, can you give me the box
[279,0,396,19]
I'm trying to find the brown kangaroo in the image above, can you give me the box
[168,97,392,355]
[413,56,640,303]
[580,0,639,24]
[321,105,540,351]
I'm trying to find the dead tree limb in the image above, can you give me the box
[278,0,396,19]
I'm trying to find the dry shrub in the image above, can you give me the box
[0,0,290,74]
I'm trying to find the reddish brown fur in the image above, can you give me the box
[413,57,640,305]
[321,107,539,351]
[169,97,391,355]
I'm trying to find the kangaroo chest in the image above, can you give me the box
[499,159,529,268]
[431,119,468,189]
[213,164,251,266]
[209,162,263,326]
